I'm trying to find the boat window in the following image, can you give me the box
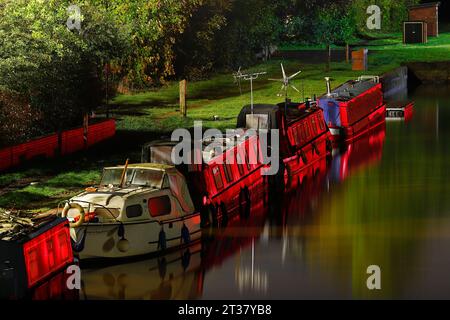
[161,175,170,189]
[318,115,325,131]
[305,123,311,139]
[148,196,172,217]
[132,169,165,188]
[212,166,224,190]
[150,146,174,165]
[126,205,143,218]
[292,127,300,145]
[236,153,245,175]
[300,124,306,141]
[101,168,133,186]
[223,163,233,183]
[101,168,165,188]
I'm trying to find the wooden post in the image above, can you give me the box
[83,113,89,149]
[179,79,187,117]
[346,43,350,63]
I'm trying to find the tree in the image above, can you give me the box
[0,0,129,143]
[314,2,355,71]
[174,0,284,78]
[109,0,204,87]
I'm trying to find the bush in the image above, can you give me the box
[0,89,43,147]
[0,0,129,141]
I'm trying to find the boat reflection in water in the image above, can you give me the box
[80,244,203,300]
[329,121,386,183]
[79,182,270,300]
[0,268,79,301]
[215,123,387,300]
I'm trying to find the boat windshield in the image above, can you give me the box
[101,168,165,188]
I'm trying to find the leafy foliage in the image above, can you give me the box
[351,0,420,35]
[0,0,129,142]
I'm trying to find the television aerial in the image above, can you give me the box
[233,67,243,95]
[269,63,302,102]
[234,69,267,114]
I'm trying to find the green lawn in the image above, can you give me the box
[1,32,449,212]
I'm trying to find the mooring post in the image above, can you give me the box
[180,79,187,117]
[346,43,350,63]
[83,113,89,149]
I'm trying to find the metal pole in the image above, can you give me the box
[250,77,254,114]
[436,101,439,141]
[251,238,255,289]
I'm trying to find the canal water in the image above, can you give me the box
[76,84,450,300]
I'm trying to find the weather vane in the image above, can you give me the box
[269,63,302,102]
[269,63,302,115]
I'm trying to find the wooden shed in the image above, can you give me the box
[408,2,440,37]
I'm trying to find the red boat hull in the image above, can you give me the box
[281,131,331,190]
[329,104,386,144]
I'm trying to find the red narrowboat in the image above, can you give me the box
[237,101,332,190]
[0,216,74,299]
[386,101,415,122]
[318,77,386,143]
[142,129,267,228]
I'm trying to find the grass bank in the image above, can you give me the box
[1,32,449,212]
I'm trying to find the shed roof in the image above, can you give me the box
[408,2,440,9]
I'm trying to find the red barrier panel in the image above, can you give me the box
[87,119,116,147]
[0,119,116,171]
[23,134,58,160]
[0,147,13,171]
[61,127,85,156]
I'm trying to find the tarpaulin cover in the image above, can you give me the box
[319,98,341,127]
[168,171,195,214]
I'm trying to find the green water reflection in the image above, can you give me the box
[202,84,450,299]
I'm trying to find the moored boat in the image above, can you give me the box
[237,100,332,190]
[318,76,386,143]
[142,129,267,229]
[63,163,202,261]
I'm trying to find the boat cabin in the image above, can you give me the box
[68,164,195,225]
[236,101,329,157]
[142,130,264,209]
[65,163,202,260]
[318,77,383,130]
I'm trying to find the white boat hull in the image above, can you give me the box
[71,214,202,260]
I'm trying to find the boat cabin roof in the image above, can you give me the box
[326,79,379,102]
[237,102,318,129]
[201,130,258,163]
[104,163,176,173]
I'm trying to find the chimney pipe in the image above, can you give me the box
[325,77,331,96]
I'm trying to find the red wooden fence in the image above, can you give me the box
[0,119,116,172]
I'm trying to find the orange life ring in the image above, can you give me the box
[62,203,85,228]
